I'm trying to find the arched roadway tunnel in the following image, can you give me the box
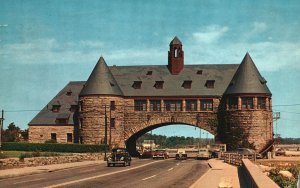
[125,123,215,157]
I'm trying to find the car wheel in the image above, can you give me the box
[113,164,115,167]
[107,163,110,167]
[128,161,131,166]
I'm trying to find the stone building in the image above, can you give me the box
[28,36,273,154]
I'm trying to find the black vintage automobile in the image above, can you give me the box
[107,148,131,167]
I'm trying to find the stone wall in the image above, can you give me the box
[29,126,74,143]
[79,95,125,147]
[222,110,273,151]
[0,153,104,170]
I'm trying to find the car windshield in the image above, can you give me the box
[112,149,126,153]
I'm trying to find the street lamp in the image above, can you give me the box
[0,110,4,152]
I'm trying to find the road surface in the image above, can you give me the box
[0,158,209,188]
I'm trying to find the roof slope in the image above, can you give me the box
[79,57,123,96]
[170,36,182,45]
[110,64,238,97]
[224,53,271,95]
[29,81,85,125]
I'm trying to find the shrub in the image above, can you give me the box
[2,142,108,153]
[0,152,8,159]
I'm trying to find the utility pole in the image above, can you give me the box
[104,105,108,160]
[0,110,4,151]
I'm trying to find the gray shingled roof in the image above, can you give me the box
[79,57,123,96]
[224,53,271,95]
[111,64,238,97]
[29,81,84,125]
[170,36,182,45]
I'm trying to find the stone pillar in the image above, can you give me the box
[226,97,229,110]
[182,99,186,112]
[265,97,269,111]
[197,99,200,111]
[253,97,258,109]
[146,99,150,112]
[161,99,164,112]
[238,96,242,110]
[269,98,272,111]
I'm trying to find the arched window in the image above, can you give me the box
[174,48,178,57]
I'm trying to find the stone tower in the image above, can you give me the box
[220,53,273,151]
[168,36,184,74]
[79,57,125,147]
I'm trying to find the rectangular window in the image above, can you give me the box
[154,81,164,89]
[70,105,78,112]
[67,133,72,143]
[182,80,192,89]
[132,81,142,89]
[242,97,253,109]
[150,100,161,111]
[205,80,215,88]
[110,118,115,128]
[51,133,57,142]
[134,100,147,111]
[228,97,238,109]
[52,105,61,112]
[257,97,266,109]
[186,100,197,111]
[164,100,182,111]
[110,101,116,110]
[200,99,213,111]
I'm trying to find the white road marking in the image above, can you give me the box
[167,168,174,171]
[176,163,180,166]
[45,160,164,188]
[13,178,45,185]
[142,175,157,181]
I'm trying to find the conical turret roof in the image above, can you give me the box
[79,56,123,96]
[170,36,182,45]
[224,53,271,95]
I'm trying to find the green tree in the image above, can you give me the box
[2,122,21,142]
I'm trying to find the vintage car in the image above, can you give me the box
[175,149,187,160]
[107,148,131,167]
[152,149,169,159]
[140,150,154,159]
[197,148,212,160]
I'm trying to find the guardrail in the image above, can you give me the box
[241,159,280,188]
[220,152,256,166]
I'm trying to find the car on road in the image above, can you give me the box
[175,149,187,160]
[152,149,169,159]
[236,148,262,159]
[140,150,154,159]
[197,148,212,160]
[107,148,131,167]
[275,148,285,156]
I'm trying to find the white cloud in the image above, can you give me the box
[192,25,228,44]
[252,22,268,33]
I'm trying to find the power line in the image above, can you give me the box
[274,104,300,107]
[273,110,300,115]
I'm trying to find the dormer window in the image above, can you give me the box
[66,90,72,96]
[70,105,78,112]
[197,70,203,75]
[146,71,153,75]
[132,81,142,89]
[182,80,192,89]
[205,80,215,88]
[52,101,61,112]
[154,81,164,89]
[56,113,70,124]
[110,82,115,87]
[175,49,178,57]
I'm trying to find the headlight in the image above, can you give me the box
[120,157,124,161]
[108,157,112,161]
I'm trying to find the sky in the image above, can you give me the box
[0,0,300,138]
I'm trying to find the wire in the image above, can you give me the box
[274,104,300,107]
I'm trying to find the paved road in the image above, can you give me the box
[0,158,209,188]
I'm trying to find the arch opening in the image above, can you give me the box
[125,123,215,157]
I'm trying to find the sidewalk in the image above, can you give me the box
[190,159,244,188]
[0,160,104,179]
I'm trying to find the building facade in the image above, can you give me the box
[28,37,273,154]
